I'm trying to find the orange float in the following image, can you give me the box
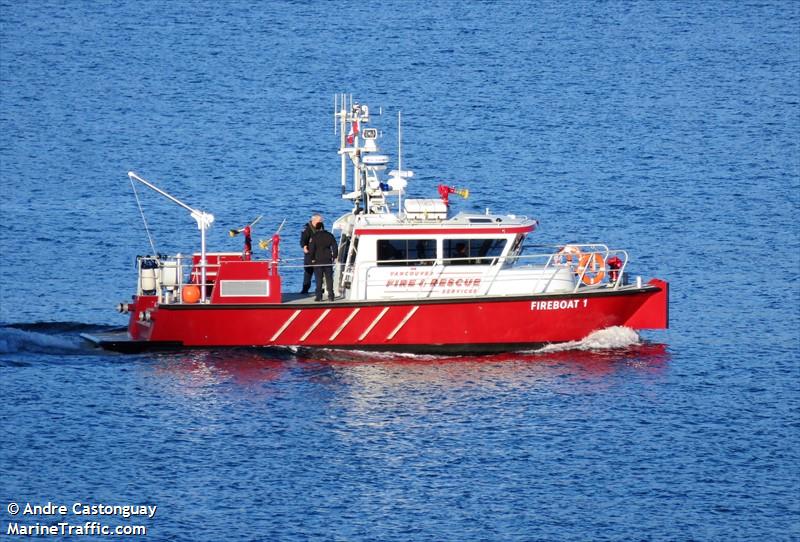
[181,284,201,303]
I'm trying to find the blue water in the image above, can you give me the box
[1,1,798,540]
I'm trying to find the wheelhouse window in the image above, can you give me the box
[377,239,436,266]
[505,233,525,265]
[444,238,507,265]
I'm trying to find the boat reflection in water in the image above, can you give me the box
[148,327,669,398]
[150,348,292,394]
[296,331,669,396]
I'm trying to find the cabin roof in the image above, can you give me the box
[339,212,536,236]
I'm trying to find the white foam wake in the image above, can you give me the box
[537,326,641,353]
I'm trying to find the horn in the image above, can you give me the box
[229,215,261,237]
[455,188,469,199]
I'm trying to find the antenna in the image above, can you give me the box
[398,110,402,173]
[398,110,403,211]
[338,93,347,195]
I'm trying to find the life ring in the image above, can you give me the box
[577,252,606,285]
[555,245,582,266]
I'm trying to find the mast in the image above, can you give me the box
[336,94,369,212]
[335,95,406,215]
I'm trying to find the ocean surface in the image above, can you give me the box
[1,1,798,540]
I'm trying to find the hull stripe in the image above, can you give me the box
[270,309,301,342]
[329,308,361,342]
[301,309,331,342]
[359,307,390,342]
[387,306,419,341]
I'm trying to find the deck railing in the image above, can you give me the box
[324,245,631,298]
[138,244,631,304]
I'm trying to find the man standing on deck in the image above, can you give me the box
[308,221,337,302]
[300,214,322,294]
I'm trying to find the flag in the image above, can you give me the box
[346,120,359,145]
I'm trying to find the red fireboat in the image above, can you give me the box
[82,96,668,354]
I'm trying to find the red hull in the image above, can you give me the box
[117,279,668,354]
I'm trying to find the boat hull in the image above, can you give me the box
[88,279,668,354]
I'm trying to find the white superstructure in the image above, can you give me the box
[330,95,623,302]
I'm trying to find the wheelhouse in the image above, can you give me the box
[332,209,584,301]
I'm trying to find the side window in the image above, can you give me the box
[377,239,436,266]
[444,239,507,265]
[377,240,400,264]
[474,238,507,264]
[411,239,436,265]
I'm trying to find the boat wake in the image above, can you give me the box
[535,326,642,353]
[0,322,113,355]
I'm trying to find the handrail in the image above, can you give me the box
[204,247,626,274]
[143,244,632,302]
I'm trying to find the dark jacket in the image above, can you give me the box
[301,222,315,264]
[308,229,337,265]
